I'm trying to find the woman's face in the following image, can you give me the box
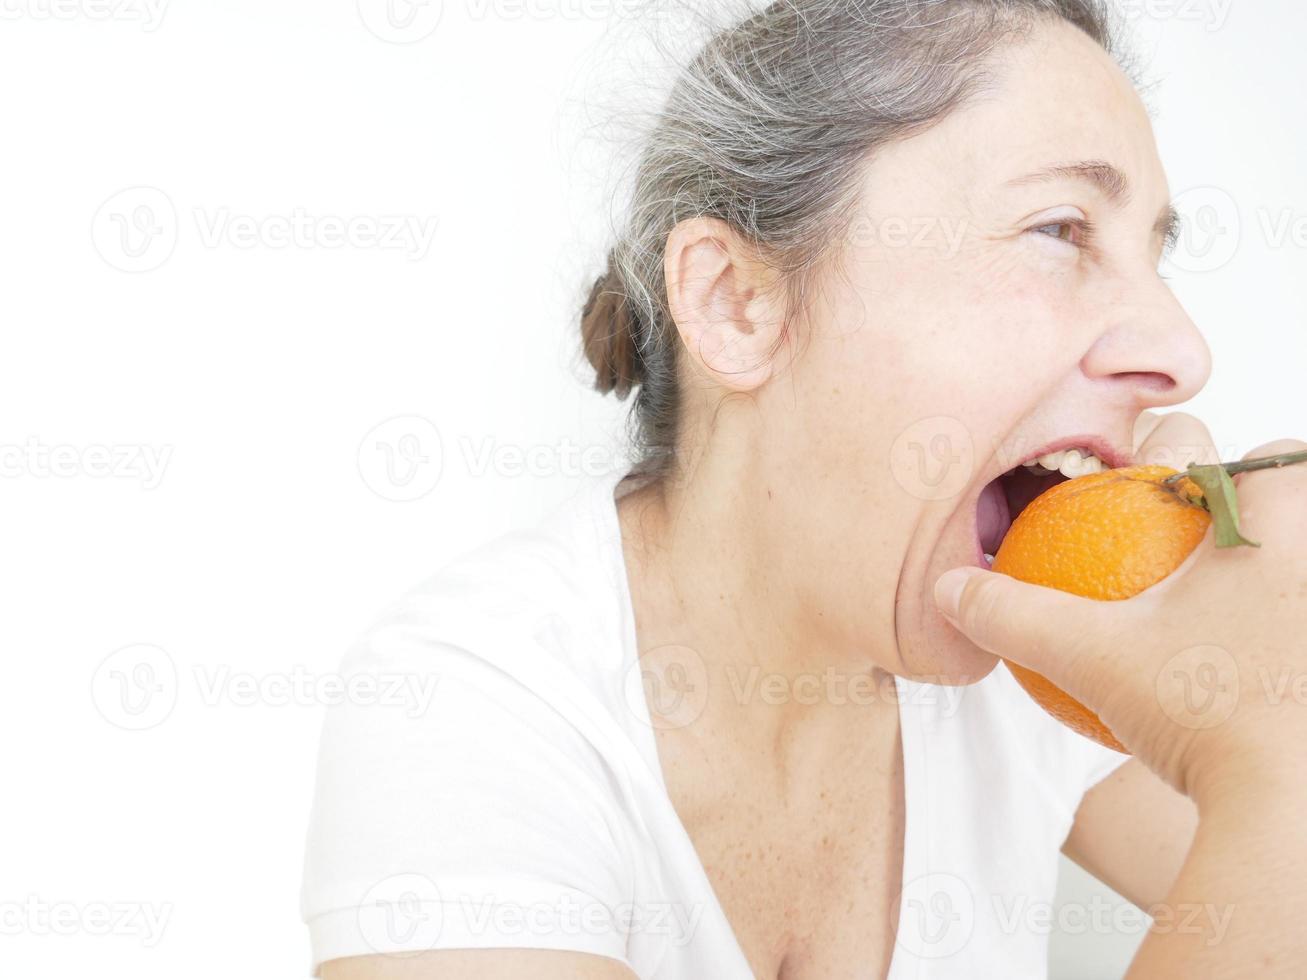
[757,19,1211,683]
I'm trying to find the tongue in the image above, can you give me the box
[977,477,1012,555]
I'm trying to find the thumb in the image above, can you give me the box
[933,566,1118,695]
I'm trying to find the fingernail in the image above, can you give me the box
[934,567,985,621]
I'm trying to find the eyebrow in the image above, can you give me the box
[1006,160,1183,251]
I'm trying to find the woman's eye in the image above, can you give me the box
[1029,216,1095,251]
[1033,222,1077,243]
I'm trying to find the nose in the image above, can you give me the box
[1079,273,1213,409]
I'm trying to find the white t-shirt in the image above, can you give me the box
[300,465,1132,978]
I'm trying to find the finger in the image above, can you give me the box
[1241,437,1307,464]
[1132,410,1223,471]
[1236,439,1307,499]
[1234,439,1307,548]
[933,567,1127,704]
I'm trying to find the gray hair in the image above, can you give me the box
[581,0,1124,483]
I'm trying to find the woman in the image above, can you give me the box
[301,1,1307,976]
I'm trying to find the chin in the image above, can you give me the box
[895,609,999,686]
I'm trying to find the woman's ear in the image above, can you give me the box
[663,217,787,392]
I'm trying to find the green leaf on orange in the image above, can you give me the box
[1184,463,1261,549]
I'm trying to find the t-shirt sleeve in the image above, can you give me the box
[1076,730,1132,794]
[298,609,636,976]
[989,661,1132,816]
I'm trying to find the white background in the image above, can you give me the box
[0,1,1301,977]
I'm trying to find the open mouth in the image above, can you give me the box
[976,447,1111,566]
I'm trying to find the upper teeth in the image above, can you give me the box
[1021,448,1107,479]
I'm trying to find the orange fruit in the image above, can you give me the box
[991,465,1211,753]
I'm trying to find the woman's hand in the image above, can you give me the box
[935,416,1307,973]
[934,418,1307,812]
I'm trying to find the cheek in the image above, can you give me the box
[789,242,1077,480]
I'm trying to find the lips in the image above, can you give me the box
[971,433,1134,567]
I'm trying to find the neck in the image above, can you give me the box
[616,441,896,737]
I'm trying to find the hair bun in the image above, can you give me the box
[580,258,645,399]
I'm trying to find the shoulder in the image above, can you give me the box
[349,473,630,683]
[301,475,646,973]
[322,472,641,786]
